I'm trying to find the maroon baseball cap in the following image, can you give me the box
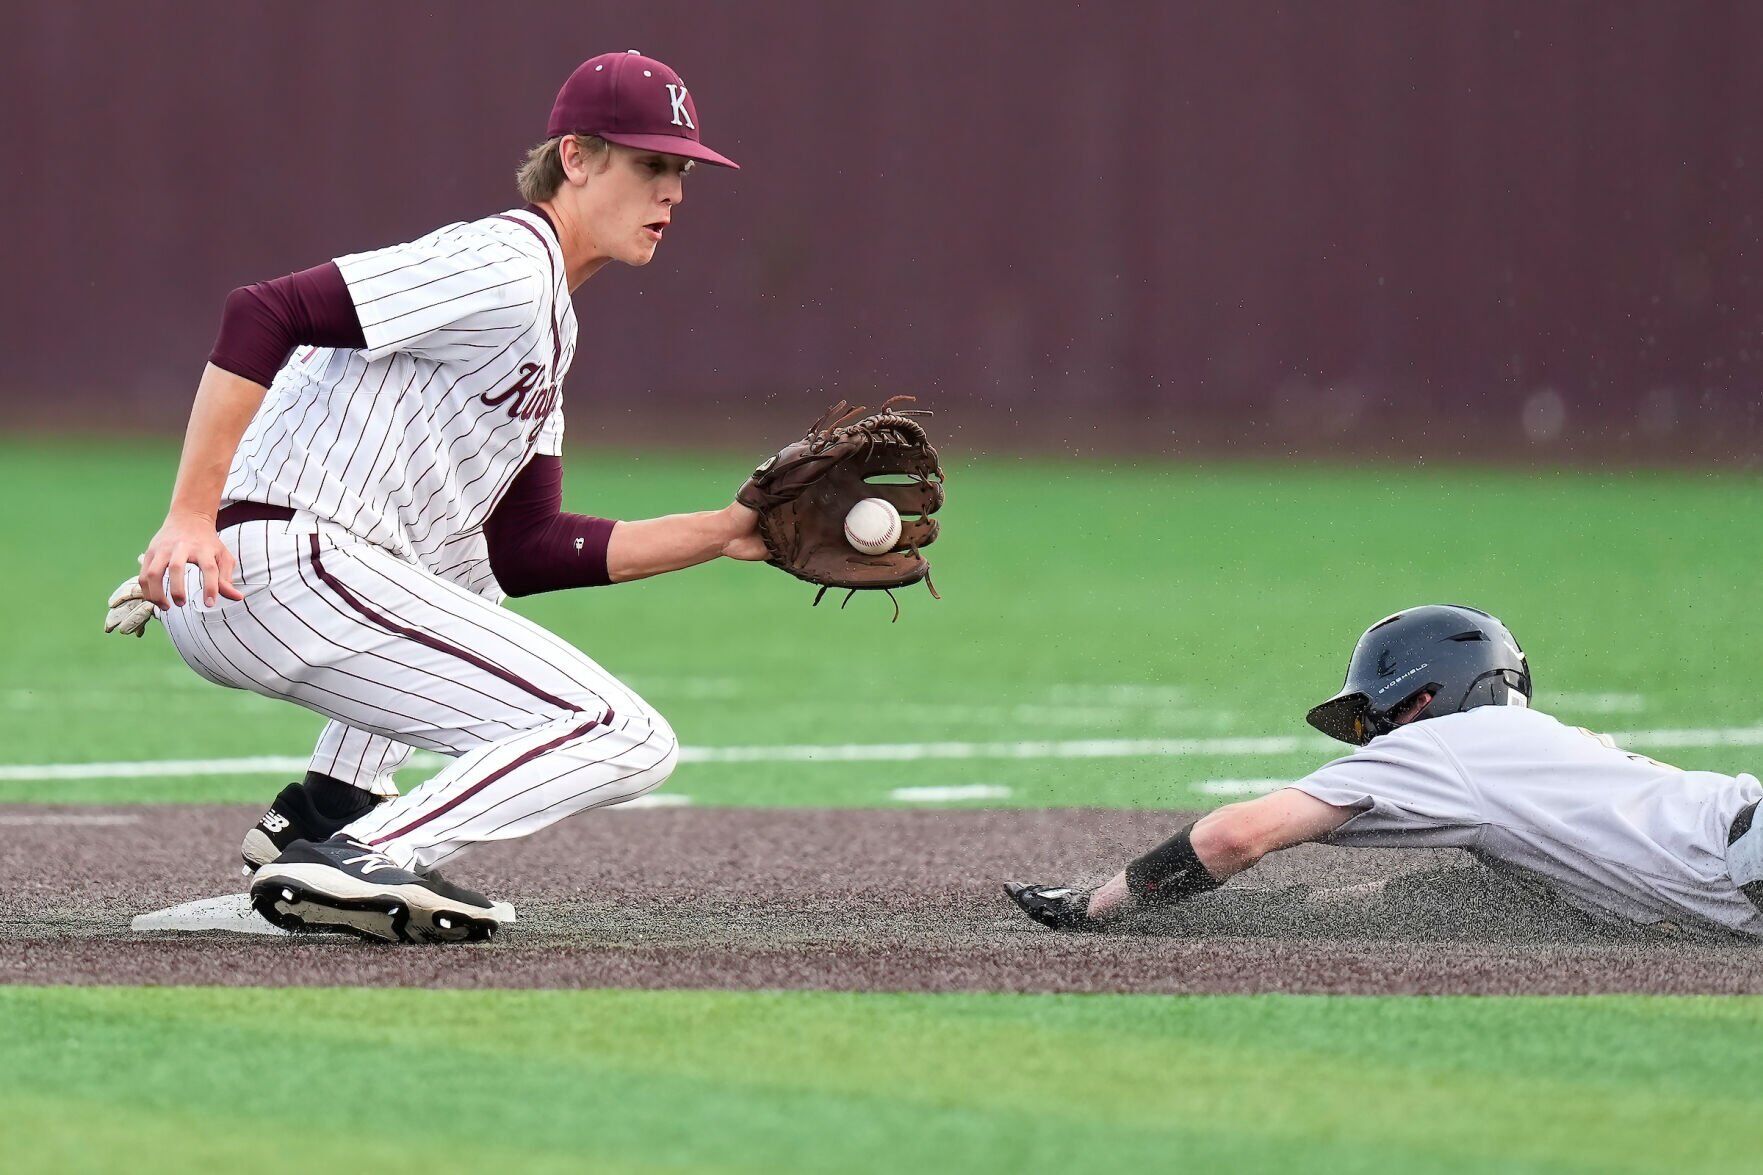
[547,50,739,169]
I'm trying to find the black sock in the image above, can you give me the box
[301,771,377,821]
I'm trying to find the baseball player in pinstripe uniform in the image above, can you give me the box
[106,52,760,943]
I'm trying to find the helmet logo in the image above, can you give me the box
[1376,649,1397,677]
[1378,662,1429,694]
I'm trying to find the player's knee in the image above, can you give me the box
[569,681,678,792]
[641,710,680,781]
[599,711,678,807]
[611,689,677,772]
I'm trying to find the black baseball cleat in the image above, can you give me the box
[241,780,383,873]
[1003,881,1103,931]
[249,836,512,944]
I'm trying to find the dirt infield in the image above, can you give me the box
[0,805,1756,994]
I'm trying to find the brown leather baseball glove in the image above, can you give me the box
[736,397,944,618]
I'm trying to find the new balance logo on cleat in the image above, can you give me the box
[242,782,387,872]
[342,851,399,875]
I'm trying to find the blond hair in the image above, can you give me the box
[515,134,608,202]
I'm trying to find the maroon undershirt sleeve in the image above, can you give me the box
[483,456,619,596]
[208,261,366,386]
[210,265,610,594]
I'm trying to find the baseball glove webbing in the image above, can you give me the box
[737,396,945,621]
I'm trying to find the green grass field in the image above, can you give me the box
[5,988,1762,1174]
[5,439,1763,1172]
[5,439,1762,806]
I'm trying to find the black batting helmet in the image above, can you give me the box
[1306,604,1532,746]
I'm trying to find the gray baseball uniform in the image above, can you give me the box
[1289,706,1763,936]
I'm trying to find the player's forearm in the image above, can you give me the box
[164,364,268,521]
[176,265,360,510]
[484,459,757,595]
[1089,791,1354,921]
[606,505,752,583]
[1189,806,1273,877]
[1084,824,1235,922]
[1096,812,1261,904]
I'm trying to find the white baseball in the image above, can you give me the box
[844,497,902,555]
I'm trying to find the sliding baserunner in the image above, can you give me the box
[1006,605,1763,940]
[110,51,763,943]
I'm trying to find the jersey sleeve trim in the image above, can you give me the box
[209,262,366,386]
[334,226,548,363]
[1287,723,1486,848]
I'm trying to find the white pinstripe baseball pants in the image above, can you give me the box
[304,527,510,797]
[161,517,678,871]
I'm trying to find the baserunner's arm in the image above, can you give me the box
[1086,788,1355,921]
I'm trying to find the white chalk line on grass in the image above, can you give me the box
[6,722,1763,783]
[685,735,1323,764]
[1196,779,1292,797]
[614,793,692,809]
[888,703,1240,729]
[890,784,1013,803]
[1551,691,1647,714]
[1046,684,1191,704]
[0,756,317,781]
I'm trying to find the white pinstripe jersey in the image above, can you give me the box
[223,208,575,571]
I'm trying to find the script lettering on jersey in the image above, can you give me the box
[481,363,560,424]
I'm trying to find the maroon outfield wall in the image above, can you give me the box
[3,1,1761,460]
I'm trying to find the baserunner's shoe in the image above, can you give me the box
[249,836,512,944]
[241,781,382,873]
[1003,881,1102,931]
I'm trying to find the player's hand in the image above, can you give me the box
[138,512,244,609]
[103,565,158,637]
[720,502,769,562]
